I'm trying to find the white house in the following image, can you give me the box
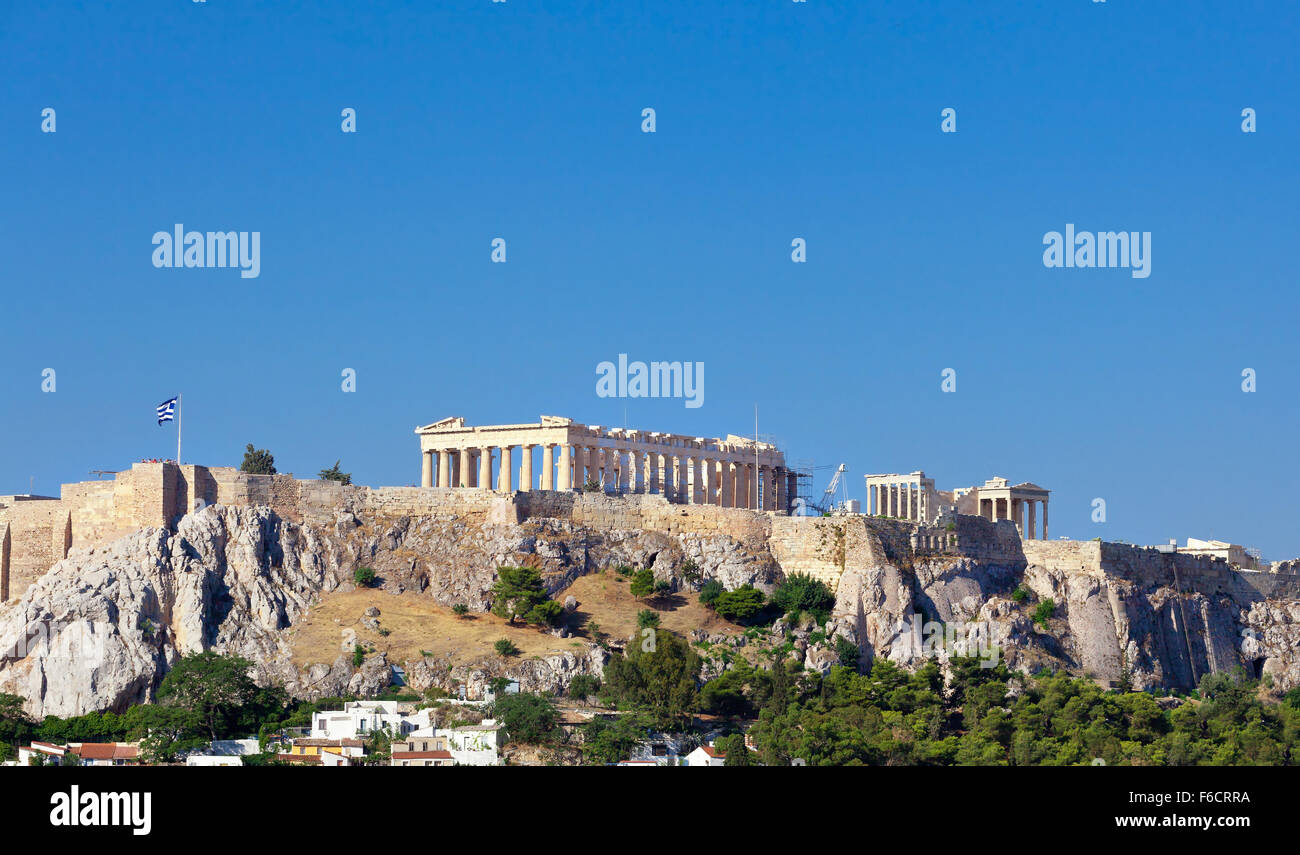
[624,733,691,766]
[310,700,432,740]
[444,720,501,766]
[400,719,501,766]
[208,738,260,756]
[18,741,66,766]
[186,755,243,767]
[686,744,726,767]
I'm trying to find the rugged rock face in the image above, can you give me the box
[828,552,1300,692]
[2,500,1298,718]
[0,502,768,717]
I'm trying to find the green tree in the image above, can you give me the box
[699,579,724,607]
[318,460,352,484]
[491,693,558,745]
[602,630,700,729]
[569,674,601,705]
[128,704,206,763]
[0,693,33,752]
[772,573,836,621]
[494,638,520,657]
[490,566,552,625]
[156,652,262,741]
[713,585,767,622]
[353,566,376,587]
[524,599,564,628]
[637,609,661,630]
[716,733,752,766]
[834,635,860,670]
[629,568,656,599]
[581,713,648,765]
[239,444,276,474]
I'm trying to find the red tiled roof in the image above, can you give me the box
[394,751,453,760]
[278,753,322,764]
[75,743,139,761]
[700,746,726,758]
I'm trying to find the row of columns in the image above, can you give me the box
[866,480,929,521]
[980,496,1049,540]
[420,444,797,510]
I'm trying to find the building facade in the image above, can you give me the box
[415,416,796,511]
[865,472,1051,540]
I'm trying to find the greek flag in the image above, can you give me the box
[157,396,178,425]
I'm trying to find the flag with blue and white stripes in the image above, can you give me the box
[156,396,178,425]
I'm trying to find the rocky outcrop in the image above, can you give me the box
[0,500,757,717]
[3,499,1299,718]
[828,542,1300,692]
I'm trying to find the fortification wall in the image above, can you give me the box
[0,496,70,604]
[5,461,1295,611]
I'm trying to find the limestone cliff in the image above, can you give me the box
[1,499,1297,718]
[0,500,775,717]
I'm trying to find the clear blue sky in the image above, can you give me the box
[1,1,1296,558]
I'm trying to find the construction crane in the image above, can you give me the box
[799,463,848,515]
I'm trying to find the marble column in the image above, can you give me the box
[720,461,734,507]
[520,445,533,491]
[457,450,469,488]
[558,444,573,490]
[438,450,451,488]
[775,467,787,512]
[1042,501,1049,539]
[1027,500,1036,540]
[541,445,554,490]
[421,451,433,487]
[498,446,512,492]
[703,459,716,505]
[478,448,492,491]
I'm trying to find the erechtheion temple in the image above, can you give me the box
[865,472,1051,539]
[415,415,795,510]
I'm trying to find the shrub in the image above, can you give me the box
[524,599,564,628]
[352,644,365,668]
[494,638,520,657]
[1032,599,1055,628]
[239,444,276,475]
[1011,586,1029,603]
[772,573,835,620]
[637,609,661,630]
[452,604,469,618]
[354,566,376,587]
[318,460,352,484]
[490,566,552,624]
[629,568,656,599]
[569,674,600,703]
[713,585,767,623]
[834,635,860,669]
[699,580,725,607]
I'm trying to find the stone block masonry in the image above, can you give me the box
[2,460,1292,609]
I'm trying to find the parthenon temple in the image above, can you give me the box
[865,472,1051,539]
[415,415,796,511]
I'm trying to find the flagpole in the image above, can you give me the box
[177,394,182,465]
